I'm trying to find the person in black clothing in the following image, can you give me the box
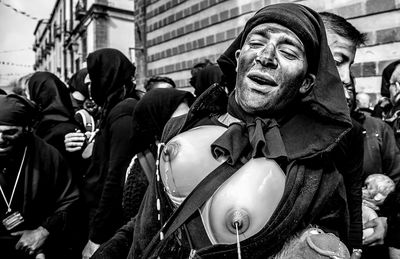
[144,76,176,92]
[193,63,223,98]
[382,61,400,148]
[123,88,195,221]
[93,3,355,259]
[0,94,80,259]
[26,72,85,180]
[320,12,366,258]
[80,48,140,259]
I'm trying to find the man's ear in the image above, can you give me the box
[235,50,241,73]
[299,73,316,95]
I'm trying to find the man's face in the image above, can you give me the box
[0,125,25,156]
[234,23,312,116]
[389,65,400,105]
[326,31,357,110]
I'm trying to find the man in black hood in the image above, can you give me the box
[92,4,354,259]
[0,94,79,259]
[80,48,140,259]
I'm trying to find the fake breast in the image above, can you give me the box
[160,126,228,206]
[159,125,286,244]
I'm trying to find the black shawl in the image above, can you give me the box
[194,64,223,97]
[87,48,136,127]
[68,68,89,98]
[27,72,80,145]
[28,72,76,128]
[132,88,194,154]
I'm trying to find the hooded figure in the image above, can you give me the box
[0,94,80,259]
[27,72,84,174]
[68,68,89,99]
[123,88,195,221]
[194,64,223,98]
[81,48,140,256]
[27,72,79,149]
[91,4,352,259]
[381,60,400,99]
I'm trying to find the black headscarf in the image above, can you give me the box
[381,60,400,98]
[0,94,38,126]
[194,64,223,97]
[215,3,351,161]
[68,68,89,98]
[28,72,76,129]
[87,49,136,127]
[132,88,194,153]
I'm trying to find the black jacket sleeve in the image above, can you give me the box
[331,119,364,250]
[91,218,136,259]
[89,112,135,243]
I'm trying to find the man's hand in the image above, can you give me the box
[363,217,387,246]
[82,240,100,259]
[64,131,86,152]
[389,247,400,259]
[362,198,380,211]
[12,226,49,255]
[350,251,362,259]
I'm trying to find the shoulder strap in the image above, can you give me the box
[142,160,242,258]
[76,109,96,132]
[137,149,156,182]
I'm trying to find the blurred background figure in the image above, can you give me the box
[189,59,213,88]
[123,88,195,221]
[356,92,372,112]
[0,88,6,95]
[193,62,223,97]
[12,74,33,99]
[144,75,176,92]
[189,59,224,97]
[382,61,400,149]
[65,68,100,161]
[372,97,393,120]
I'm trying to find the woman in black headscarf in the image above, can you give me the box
[123,88,195,221]
[81,48,140,258]
[193,63,223,98]
[91,88,195,259]
[27,72,84,170]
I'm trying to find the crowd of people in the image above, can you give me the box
[0,3,400,259]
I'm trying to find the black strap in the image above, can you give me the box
[142,160,242,258]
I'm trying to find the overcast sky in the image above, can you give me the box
[0,0,56,87]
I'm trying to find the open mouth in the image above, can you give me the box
[247,72,277,86]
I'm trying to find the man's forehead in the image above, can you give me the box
[247,23,305,48]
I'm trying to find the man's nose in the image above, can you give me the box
[256,44,278,68]
[343,85,350,99]
[338,66,351,86]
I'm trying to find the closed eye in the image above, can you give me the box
[248,41,264,48]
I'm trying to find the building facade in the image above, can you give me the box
[134,0,400,100]
[33,0,134,82]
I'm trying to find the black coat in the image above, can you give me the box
[83,98,137,243]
